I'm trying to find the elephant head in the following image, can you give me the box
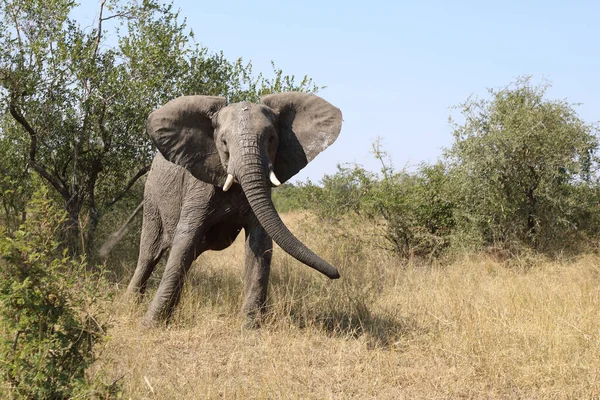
[147,92,343,279]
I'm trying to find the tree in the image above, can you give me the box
[446,77,599,251]
[0,0,317,254]
[0,112,32,234]
[0,187,109,398]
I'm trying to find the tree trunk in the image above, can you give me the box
[526,187,537,247]
[64,198,82,255]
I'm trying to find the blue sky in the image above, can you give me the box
[84,0,600,182]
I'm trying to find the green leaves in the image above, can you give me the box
[274,78,600,258]
[0,0,318,254]
[0,187,109,398]
[273,157,454,259]
[447,77,600,251]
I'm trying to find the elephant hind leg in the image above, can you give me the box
[127,202,166,296]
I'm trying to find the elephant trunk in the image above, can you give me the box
[238,154,340,279]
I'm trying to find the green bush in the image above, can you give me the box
[446,77,600,252]
[279,149,455,259]
[318,164,376,219]
[272,182,319,213]
[0,187,110,399]
[364,161,454,258]
[276,78,600,259]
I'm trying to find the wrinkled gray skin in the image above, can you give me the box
[126,92,343,326]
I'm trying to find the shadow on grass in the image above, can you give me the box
[119,259,424,350]
[278,294,425,350]
[314,309,422,349]
[115,262,246,328]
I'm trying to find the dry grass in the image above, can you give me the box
[93,212,600,399]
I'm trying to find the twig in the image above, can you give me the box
[93,0,107,59]
[103,165,150,210]
[144,376,155,394]
[12,329,30,351]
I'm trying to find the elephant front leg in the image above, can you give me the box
[243,222,273,326]
[127,201,164,298]
[143,231,198,327]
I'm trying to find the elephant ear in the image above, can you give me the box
[147,95,228,186]
[260,92,342,183]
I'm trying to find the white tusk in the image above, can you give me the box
[269,170,281,187]
[223,174,234,191]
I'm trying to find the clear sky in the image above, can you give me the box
[84,0,600,182]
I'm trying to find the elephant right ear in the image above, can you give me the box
[147,95,228,186]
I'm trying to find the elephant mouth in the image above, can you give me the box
[223,169,281,192]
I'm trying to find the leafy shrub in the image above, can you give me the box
[0,187,110,399]
[317,164,376,219]
[272,182,320,213]
[277,147,455,259]
[364,162,454,258]
[275,78,600,259]
[446,77,600,252]
[352,146,454,258]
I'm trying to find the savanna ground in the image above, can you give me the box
[91,212,600,399]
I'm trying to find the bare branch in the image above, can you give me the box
[92,0,107,59]
[97,102,112,152]
[30,162,70,199]
[52,162,68,189]
[12,329,31,351]
[8,101,37,160]
[8,100,70,199]
[101,12,131,22]
[6,1,24,58]
[99,201,143,257]
[103,164,150,210]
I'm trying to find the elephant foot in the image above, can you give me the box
[242,313,261,329]
[241,306,269,330]
[123,288,145,304]
[141,302,170,329]
[140,314,164,329]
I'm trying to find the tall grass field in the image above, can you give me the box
[89,212,600,399]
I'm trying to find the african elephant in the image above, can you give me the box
[126,92,343,326]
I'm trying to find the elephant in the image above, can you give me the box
[126,92,343,326]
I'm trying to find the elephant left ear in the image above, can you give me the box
[260,92,342,183]
[147,95,228,186]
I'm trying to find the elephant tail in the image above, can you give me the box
[98,201,144,257]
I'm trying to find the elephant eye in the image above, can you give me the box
[269,135,278,149]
